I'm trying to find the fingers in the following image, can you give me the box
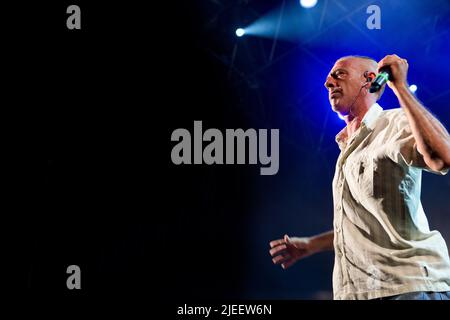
[377,54,407,72]
[269,239,285,248]
[377,57,391,72]
[269,235,305,269]
[281,259,296,269]
[272,253,292,265]
[377,54,396,71]
[269,243,287,255]
[269,235,293,247]
[270,241,293,266]
[284,234,290,243]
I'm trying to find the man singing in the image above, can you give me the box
[269,55,450,300]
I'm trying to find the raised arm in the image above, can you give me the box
[377,54,450,172]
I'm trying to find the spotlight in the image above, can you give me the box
[235,28,245,37]
[409,84,418,93]
[300,0,318,8]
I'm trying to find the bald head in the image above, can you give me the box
[337,56,378,75]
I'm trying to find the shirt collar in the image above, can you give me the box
[335,103,384,149]
[362,102,383,131]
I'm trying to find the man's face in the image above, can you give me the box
[324,58,366,115]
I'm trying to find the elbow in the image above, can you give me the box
[428,162,446,172]
[445,140,450,167]
[443,144,450,168]
[444,154,450,169]
[424,154,449,172]
[420,141,450,171]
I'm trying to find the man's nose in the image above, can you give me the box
[324,76,336,89]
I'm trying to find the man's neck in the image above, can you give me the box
[345,117,362,139]
[343,101,373,138]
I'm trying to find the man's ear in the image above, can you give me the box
[365,71,376,83]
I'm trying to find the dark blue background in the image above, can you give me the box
[41,0,450,301]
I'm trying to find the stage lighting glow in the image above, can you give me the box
[409,84,418,93]
[338,113,345,121]
[235,28,245,37]
[300,0,318,8]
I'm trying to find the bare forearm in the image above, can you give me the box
[393,84,450,169]
[310,230,334,253]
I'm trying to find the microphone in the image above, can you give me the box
[369,67,392,93]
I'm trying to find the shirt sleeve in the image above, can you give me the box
[387,110,448,176]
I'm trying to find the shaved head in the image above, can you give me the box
[337,56,378,74]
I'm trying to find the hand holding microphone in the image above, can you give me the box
[369,67,392,93]
[372,54,409,92]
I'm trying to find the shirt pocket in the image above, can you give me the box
[356,158,374,199]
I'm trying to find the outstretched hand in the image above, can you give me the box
[269,234,316,269]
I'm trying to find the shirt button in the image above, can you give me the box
[336,226,341,233]
[337,204,341,210]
